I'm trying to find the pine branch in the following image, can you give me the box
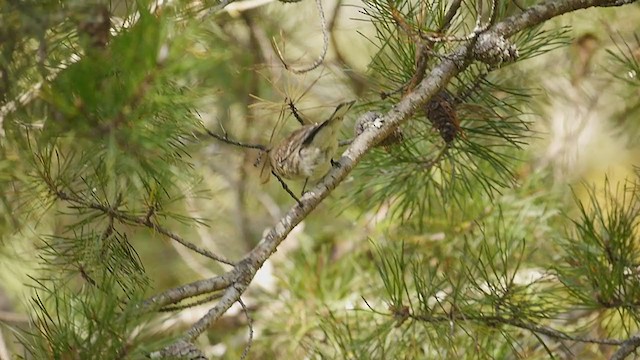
[53,190,236,266]
[238,298,254,360]
[158,293,223,312]
[408,313,627,346]
[148,0,639,356]
[611,333,640,360]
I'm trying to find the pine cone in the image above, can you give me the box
[423,91,459,143]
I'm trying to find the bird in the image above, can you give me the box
[260,100,356,185]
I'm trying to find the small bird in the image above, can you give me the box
[260,100,356,185]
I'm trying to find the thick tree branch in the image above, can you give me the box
[142,272,236,310]
[149,0,638,356]
[490,0,637,39]
[610,333,640,360]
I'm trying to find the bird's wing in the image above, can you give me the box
[301,100,356,146]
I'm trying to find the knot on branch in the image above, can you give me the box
[354,111,404,147]
[473,34,519,67]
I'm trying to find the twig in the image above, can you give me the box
[274,0,329,74]
[511,0,526,11]
[55,190,237,266]
[206,129,267,150]
[286,97,306,125]
[497,317,625,346]
[393,0,463,94]
[272,170,302,206]
[239,298,254,360]
[418,0,497,44]
[338,138,353,147]
[167,232,220,278]
[380,85,407,99]
[487,0,498,26]
[139,216,236,266]
[185,195,237,271]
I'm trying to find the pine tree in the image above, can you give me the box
[1,0,640,359]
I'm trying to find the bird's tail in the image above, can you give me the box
[327,100,356,124]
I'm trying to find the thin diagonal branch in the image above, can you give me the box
[274,0,329,74]
[239,297,254,360]
[137,217,236,266]
[206,129,267,150]
[610,333,640,360]
[441,0,463,32]
[55,190,236,266]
